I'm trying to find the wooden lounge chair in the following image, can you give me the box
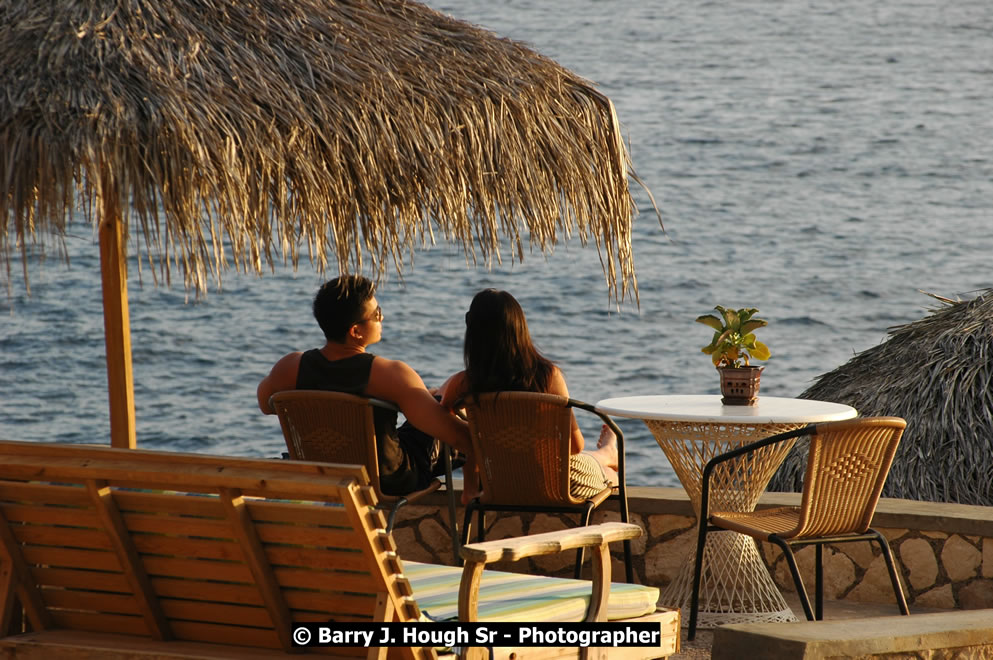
[0,440,678,659]
[459,392,634,582]
[269,390,459,559]
[689,417,910,639]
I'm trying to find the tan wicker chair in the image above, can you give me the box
[269,390,459,558]
[688,416,910,639]
[459,391,633,582]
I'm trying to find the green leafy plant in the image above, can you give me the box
[696,305,772,367]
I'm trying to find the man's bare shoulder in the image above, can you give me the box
[274,351,305,367]
[367,354,427,395]
[369,354,412,375]
[257,351,305,413]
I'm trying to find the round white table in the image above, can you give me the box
[596,395,857,628]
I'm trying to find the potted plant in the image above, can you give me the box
[696,305,771,405]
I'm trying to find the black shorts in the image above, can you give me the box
[397,420,443,491]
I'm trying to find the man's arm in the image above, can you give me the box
[257,352,303,414]
[366,358,470,454]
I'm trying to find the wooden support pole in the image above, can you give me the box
[97,181,136,449]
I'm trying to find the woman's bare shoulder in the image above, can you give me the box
[547,365,570,397]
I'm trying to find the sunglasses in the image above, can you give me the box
[356,305,383,325]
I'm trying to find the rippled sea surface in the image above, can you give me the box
[2,0,991,487]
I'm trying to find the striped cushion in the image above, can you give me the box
[569,452,611,499]
[404,561,659,623]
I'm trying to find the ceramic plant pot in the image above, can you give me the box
[718,365,763,405]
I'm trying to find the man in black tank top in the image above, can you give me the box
[257,276,470,496]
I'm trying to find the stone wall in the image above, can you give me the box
[392,486,993,611]
[755,493,993,611]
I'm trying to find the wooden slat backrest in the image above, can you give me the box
[0,440,434,659]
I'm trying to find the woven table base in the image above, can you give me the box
[660,529,796,628]
[644,419,806,628]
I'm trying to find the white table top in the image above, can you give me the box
[596,394,857,424]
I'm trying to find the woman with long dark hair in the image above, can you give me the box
[440,289,618,502]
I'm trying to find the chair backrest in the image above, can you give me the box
[269,390,390,501]
[463,392,585,507]
[0,439,433,659]
[794,416,907,537]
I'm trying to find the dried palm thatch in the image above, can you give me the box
[2,0,649,299]
[770,290,993,506]
[2,0,655,450]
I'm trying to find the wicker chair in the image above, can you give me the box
[269,390,460,559]
[459,392,634,582]
[688,416,910,639]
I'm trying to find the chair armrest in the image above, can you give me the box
[460,521,641,564]
[699,424,814,523]
[569,399,625,464]
[457,522,642,623]
[569,399,623,441]
[368,398,399,412]
[570,398,630,514]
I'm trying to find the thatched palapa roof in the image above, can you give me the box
[1,0,647,298]
[770,290,993,506]
[2,0,655,449]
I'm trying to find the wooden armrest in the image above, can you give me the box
[460,522,641,564]
[457,522,642,623]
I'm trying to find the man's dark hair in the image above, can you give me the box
[313,275,376,342]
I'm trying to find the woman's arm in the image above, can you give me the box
[439,371,467,410]
[547,367,584,454]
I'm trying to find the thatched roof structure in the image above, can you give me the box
[1,0,653,449]
[2,0,646,298]
[770,290,993,506]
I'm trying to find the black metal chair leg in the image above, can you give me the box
[476,509,486,543]
[622,539,634,583]
[573,503,596,579]
[616,481,634,583]
[687,521,711,641]
[443,448,461,566]
[773,536,815,621]
[572,551,584,579]
[461,499,477,552]
[386,498,407,534]
[815,543,824,620]
[872,529,910,615]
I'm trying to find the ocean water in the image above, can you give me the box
[2,0,991,488]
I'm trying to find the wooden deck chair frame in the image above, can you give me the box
[270,390,460,559]
[688,416,910,640]
[458,392,634,583]
[0,440,680,659]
